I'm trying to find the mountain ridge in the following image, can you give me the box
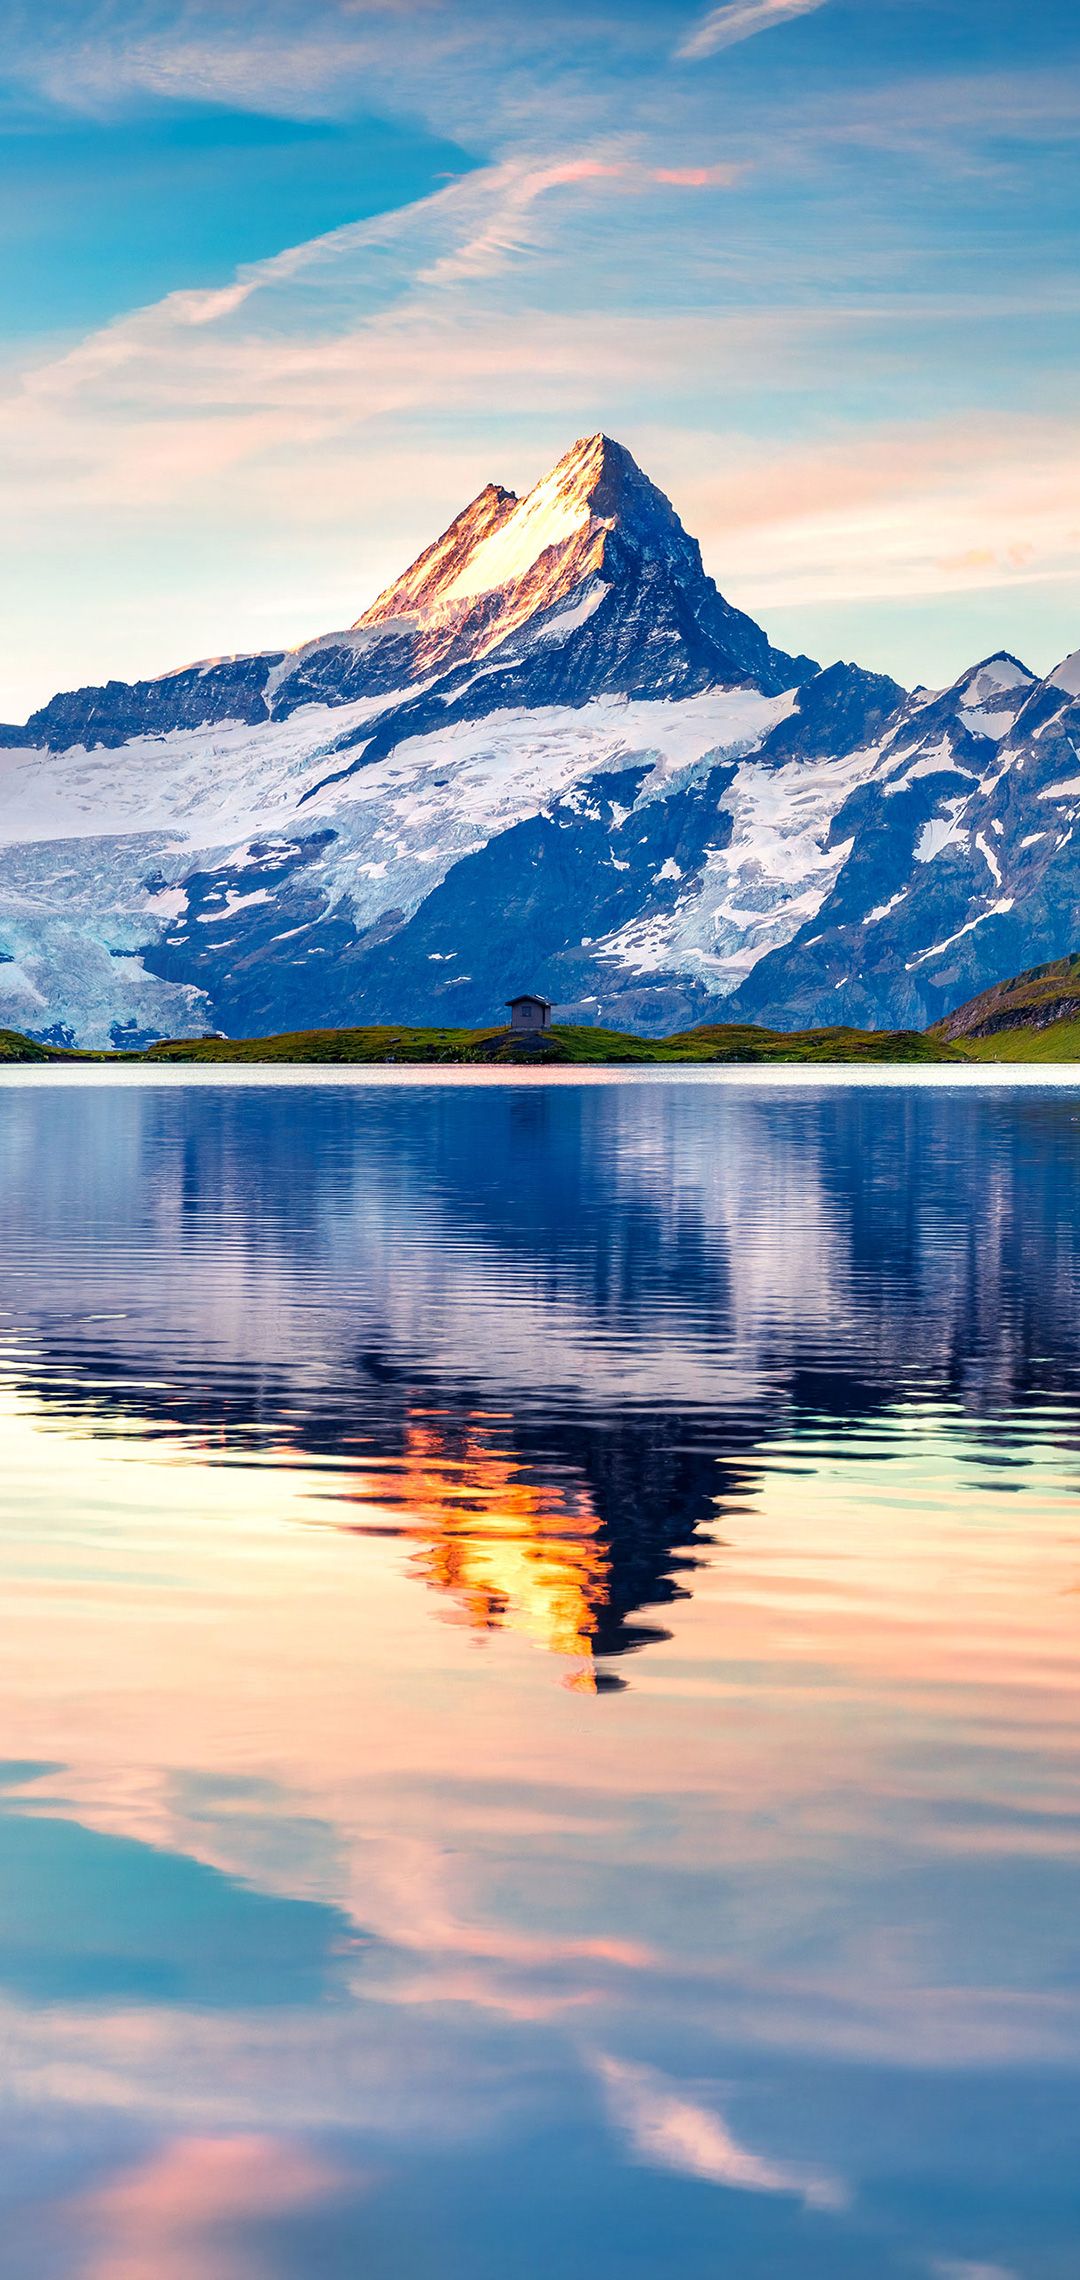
[931,949,1080,1044]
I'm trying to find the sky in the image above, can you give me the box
[0,0,1078,717]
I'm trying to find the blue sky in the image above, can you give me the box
[1,99,477,341]
[1,0,1078,714]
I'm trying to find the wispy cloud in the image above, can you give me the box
[677,0,828,62]
[415,155,628,287]
[8,3,469,124]
[416,152,741,286]
[653,162,742,186]
[595,2054,847,2211]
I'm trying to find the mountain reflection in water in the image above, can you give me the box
[0,1074,1077,2276]
[2,1080,1079,1678]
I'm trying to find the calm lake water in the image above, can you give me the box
[0,1071,1078,2279]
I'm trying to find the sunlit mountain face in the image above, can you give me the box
[0,1072,1080,2274]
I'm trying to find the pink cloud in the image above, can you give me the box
[652,164,741,187]
[76,2134,343,2280]
[379,1964,606,2021]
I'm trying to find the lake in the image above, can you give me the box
[0,1070,1077,2278]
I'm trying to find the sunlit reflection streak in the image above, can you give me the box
[320,1412,611,1679]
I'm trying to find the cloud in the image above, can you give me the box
[416,155,628,287]
[414,151,742,284]
[653,163,741,186]
[677,0,828,62]
[76,2134,342,2280]
[595,2054,847,2211]
[10,5,464,125]
[670,410,1080,612]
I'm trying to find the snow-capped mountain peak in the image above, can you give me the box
[949,651,1037,740]
[351,433,717,681]
[360,434,695,632]
[7,434,814,759]
[955,651,1035,702]
[32,426,1080,1052]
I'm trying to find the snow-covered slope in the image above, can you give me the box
[728,650,1080,1031]
[1,432,1076,1044]
[0,682,860,1044]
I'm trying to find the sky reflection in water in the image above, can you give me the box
[0,1075,1077,2278]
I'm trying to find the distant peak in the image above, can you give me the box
[963,649,1034,677]
[1049,648,1080,697]
[955,652,1035,700]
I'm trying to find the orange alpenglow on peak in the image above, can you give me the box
[361,436,688,621]
[359,481,519,626]
[353,434,700,675]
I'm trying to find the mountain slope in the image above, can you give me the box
[727,650,1080,1031]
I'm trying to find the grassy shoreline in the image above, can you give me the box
[4,1006,1080,1068]
[0,1019,979,1067]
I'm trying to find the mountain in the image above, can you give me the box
[726,649,1080,1031]
[0,432,1075,1046]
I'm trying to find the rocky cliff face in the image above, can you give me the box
[0,433,1076,1046]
